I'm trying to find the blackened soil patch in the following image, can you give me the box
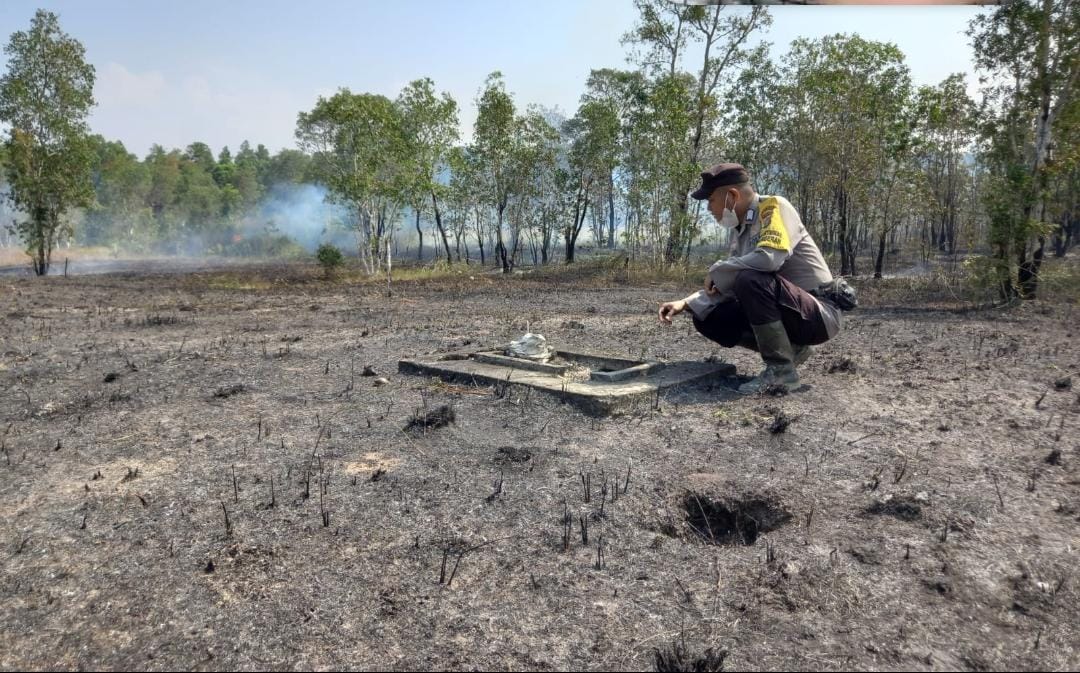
[496,446,532,463]
[865,495,922,521]
[404,405,455,433]
[684,493,792,546]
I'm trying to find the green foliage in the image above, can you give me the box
[80,135,151,246]
[397,77,459,258]
[297,89,409,273]
[620,2,770,265]
[0,10,96,274]
[969,0,1080,298]
[472,72,519,271]
[315,242,345,276]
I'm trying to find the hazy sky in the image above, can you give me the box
[0,1,988,158]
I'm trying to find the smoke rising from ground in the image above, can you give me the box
[247,183,349,252]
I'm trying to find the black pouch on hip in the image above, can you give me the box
[815,277,858,311]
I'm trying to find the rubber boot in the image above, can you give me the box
[738,321,800,394]
[743,331,811,364]
[793,344,813,367]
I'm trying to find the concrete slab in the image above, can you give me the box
[398,349,735,416]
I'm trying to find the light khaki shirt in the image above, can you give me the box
[683,193,841,337]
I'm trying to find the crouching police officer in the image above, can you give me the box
[658,163,854,394]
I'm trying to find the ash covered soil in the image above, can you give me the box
[1,263,1078,671]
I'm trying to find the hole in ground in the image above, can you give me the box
[684,493,792,545]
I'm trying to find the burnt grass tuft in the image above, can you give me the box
[828,357,858,374]
[654,639,728,672]
[212,383,247,399]
[137,314,188,327]
[767,409,793,434]
[404,404,455,433]
[684,493,792,546]
[496,446,532,463]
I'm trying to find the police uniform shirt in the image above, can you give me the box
[683,193,841,337]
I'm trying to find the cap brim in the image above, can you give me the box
[690,186,713,200]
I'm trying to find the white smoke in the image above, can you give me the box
[248,183,350,252]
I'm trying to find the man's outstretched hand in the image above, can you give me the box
[658,299,687,325]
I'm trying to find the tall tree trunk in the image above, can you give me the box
[607,172,616,250]
[496,200,510,273]
[415,209,423,261]
[837,184,853,276]
[566,196,588,264]
[664,194,689,266]
[431,191,452,260]
[874,229,887,279]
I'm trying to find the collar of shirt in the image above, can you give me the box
[735,193,761,235]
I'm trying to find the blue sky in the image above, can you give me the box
[0,1,988,157]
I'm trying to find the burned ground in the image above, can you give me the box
[1,263,1078,670]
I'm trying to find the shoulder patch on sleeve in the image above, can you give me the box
[757,197,790,252]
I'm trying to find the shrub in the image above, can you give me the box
[316,243,344,278]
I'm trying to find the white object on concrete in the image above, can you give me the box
[506,333,554,362]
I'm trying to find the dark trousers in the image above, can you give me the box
[692,270,830,347]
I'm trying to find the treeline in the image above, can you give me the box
[79,138,316,255]
[1,1,1078,298]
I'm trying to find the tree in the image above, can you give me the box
[263,149,312,187]
[508,107,560,267]
[969,0,1080,298]
[397,78,459,261]
[0,10,96,275]
[562,99,619,262]
[775,35,912,275]
[583,68,650,258]
[174,155,223,246]
[145,145,181,224]
[472,72,518,273]
[82,136,150,246]
[231,141,263,207]
[213,145,235,188]
[184,142,216,174]
[0,142,19,248]
[296,89,409,273]
[446,146,485,263]
[913,75,976,256]
[623,1,770,264]
[1048,95,1080,256]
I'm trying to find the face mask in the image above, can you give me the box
[719,193,739,229]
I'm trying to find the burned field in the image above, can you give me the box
[1,264,1078,671]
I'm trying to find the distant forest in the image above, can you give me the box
[1,1,1077,298]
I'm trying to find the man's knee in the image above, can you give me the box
[693,314,741,348]
[732,269,775,299]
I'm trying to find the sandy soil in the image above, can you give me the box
[1,262,1077,670]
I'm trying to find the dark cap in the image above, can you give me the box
[690,162,750,200]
